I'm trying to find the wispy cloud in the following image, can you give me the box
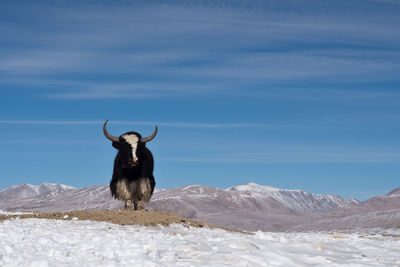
[3,117,398,163]
[159,150,400,164]
[1,1,399,100]
[0,120,295,129]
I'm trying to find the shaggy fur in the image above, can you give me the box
[108,132,156,210]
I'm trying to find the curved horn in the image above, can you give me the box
[142,126,158,143]
[103,120,119,142]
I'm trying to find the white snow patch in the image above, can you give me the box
[0,218,399,266]
[0,210,33,215]
[227,182,281,192]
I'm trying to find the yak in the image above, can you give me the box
[103,120,157,210]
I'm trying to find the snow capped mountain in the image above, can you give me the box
[0,182,398,232]
[0,182,357,213]
[0,183,74,200]
[226,182,360,211]
[148,184,301,231]
[387,187,400,197]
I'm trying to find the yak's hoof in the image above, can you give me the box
[135,201,145,210]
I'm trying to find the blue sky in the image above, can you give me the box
[0,0,399,200]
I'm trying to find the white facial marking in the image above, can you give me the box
[122,134,139,162]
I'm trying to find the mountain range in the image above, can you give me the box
[0,183,74,200]
[0,182,399,232]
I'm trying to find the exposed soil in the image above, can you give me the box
[0,210,249,234]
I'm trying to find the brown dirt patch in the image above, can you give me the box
[0,210,249,234]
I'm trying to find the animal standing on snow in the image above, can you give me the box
[103,120,157,210]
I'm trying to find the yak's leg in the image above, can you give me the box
[130,178,150,210]
[139,177,152,202]
[124,199,132,210]
[132,195,145,210]
[133,177,151,210]
[116,179,134,211]
[132,198,143,210]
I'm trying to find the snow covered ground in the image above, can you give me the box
[1,218,399,266]
[0,210,33,215]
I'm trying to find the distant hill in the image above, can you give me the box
[0,183,74,200]
[226,182,359,211]
[1,182,398,232]
[292,186,400,231]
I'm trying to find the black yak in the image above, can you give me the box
[103,120,157,210]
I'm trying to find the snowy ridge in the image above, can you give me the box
[387,187,400,197]
[226,182,360,211]
[0,183,74,200]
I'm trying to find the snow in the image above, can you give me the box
[227,182,281,192]
[1,218,399,266]
[0,210,33,215]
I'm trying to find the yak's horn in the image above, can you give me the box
[103,120,119,142]
[142,126,158,143]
